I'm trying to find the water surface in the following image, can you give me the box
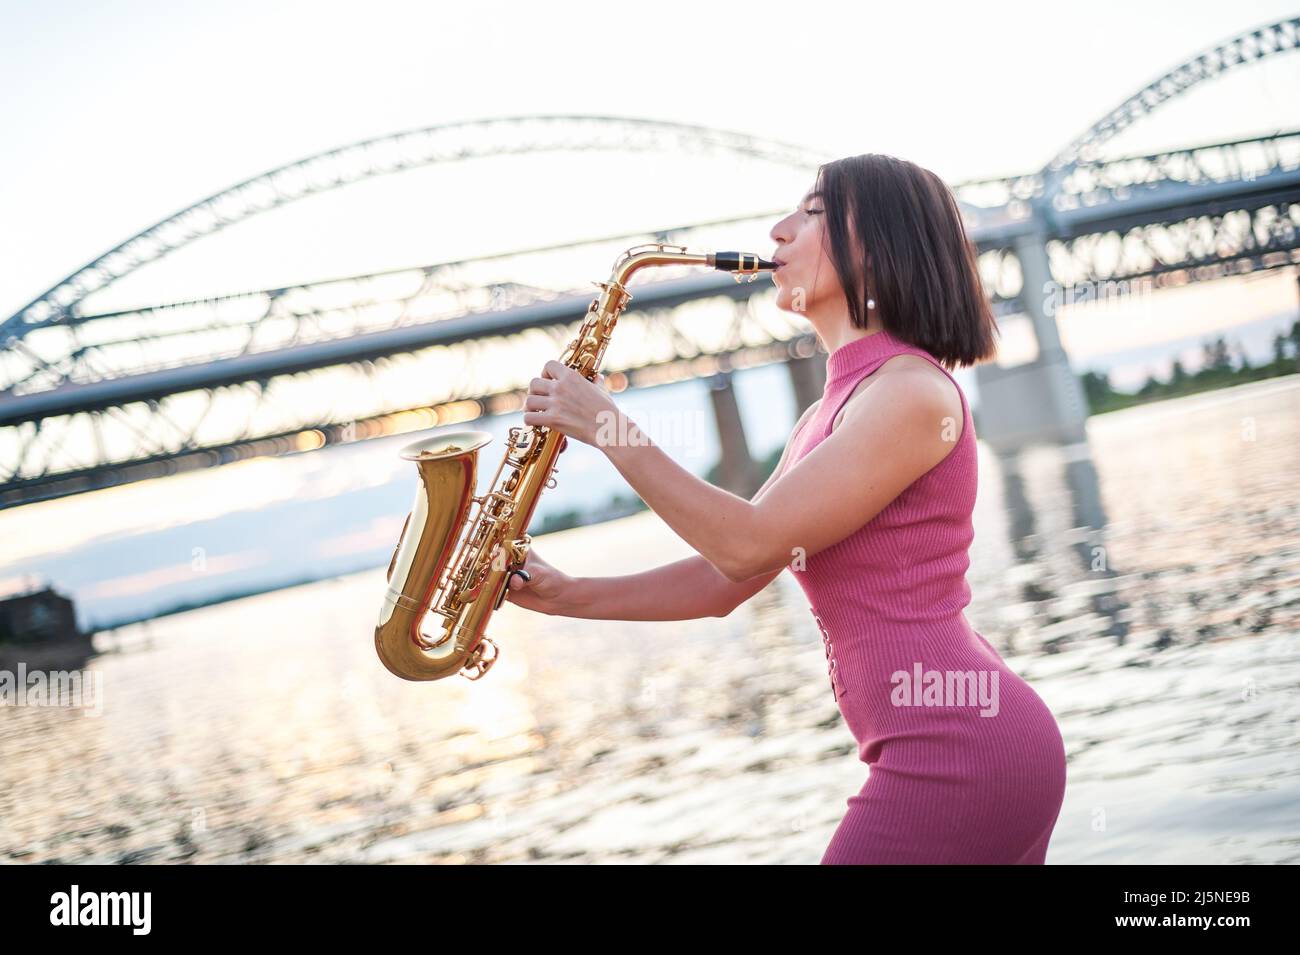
[2,377,1297,864]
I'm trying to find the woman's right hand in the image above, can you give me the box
[502,547,581,616]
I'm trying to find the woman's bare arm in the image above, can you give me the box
[561,399,821,621]
[600,364,959,582]
[564,553,773,620]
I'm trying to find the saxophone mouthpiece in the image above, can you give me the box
[710,251,779,274]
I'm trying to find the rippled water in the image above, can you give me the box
[2,377,1297,864]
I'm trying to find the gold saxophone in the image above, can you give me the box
[374,244,777,682]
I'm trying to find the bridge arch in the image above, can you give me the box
[4,115,826,336]
[1046,16,1300,170]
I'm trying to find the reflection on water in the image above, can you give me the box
[1,377,1298,864]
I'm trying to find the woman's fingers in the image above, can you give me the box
[541,360,570,381]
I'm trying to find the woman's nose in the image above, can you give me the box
[769,211,796,244]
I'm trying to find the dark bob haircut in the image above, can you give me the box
[817,153,999,369]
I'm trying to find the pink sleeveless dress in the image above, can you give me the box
[779,327,1067,864]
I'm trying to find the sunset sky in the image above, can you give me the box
[2,1,1299,622]
[3,1,1298,339]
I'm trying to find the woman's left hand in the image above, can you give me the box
[523,360,617,448]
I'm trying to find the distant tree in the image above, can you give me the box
[1080,369,1113,405]
[1214,336,1233,371]
[1170,358,1188,385]
[1235,340,1252,372]
[1273,332,1289,366]
[1201,336,1232,373]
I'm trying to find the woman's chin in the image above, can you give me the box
[773,294,807,318]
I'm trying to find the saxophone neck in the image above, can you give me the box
[610,245,709,287]
[609,244,776,287]
[576,244,779,372]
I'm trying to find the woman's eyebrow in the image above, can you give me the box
[793,191,824,213]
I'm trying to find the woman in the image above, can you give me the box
[506,153,1068,865]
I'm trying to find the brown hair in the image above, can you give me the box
[817,153,998,369]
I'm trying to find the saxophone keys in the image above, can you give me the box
[459,637,499,681]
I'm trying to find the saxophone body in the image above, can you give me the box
[375,245,776,682]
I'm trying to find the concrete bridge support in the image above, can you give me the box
[974,233,1091,454]
[707,370,763,498]
[786,349,827,416]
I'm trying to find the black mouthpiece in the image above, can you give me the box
[712,252,778,273]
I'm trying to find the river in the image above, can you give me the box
[1,376,1297,863]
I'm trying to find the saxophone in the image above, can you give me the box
[374,245,777,682]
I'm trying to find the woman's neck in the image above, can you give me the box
[815,313,886,354]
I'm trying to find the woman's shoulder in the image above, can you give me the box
[880,353,962,395]
[836,354,965,440]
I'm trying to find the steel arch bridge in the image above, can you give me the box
[2,17,1299,508]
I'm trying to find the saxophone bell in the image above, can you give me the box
[374,430,495,682]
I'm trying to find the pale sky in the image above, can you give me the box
[3,0,1299,325]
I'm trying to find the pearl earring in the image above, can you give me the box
[867,297,876,310]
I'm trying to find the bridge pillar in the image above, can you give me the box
[786,350,827,415]
[707,370,763,497]
[974,232,1091,453]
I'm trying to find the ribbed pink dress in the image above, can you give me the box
[780,327,1067,864]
